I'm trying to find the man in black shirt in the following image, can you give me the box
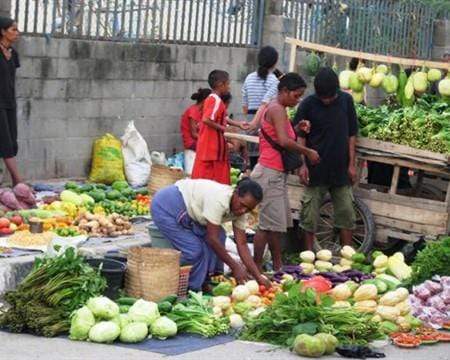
[294,67,357,250]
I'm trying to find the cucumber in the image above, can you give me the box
[160,294,178,305]
[116,297,138,306]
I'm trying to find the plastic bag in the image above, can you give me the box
[121,121,152,187]
[183,150,196,175]
[89,133,126,185]
[151,151,167,166]
[167,152,184,169]
[336,345,385,359]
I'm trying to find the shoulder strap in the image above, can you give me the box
[260,126,284,152]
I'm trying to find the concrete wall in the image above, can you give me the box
[13,37,257,180]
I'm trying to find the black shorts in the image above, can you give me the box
[0,108,18,158]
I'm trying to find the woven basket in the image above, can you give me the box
[148,164,184,196]
[125,247,181,302]
[177,266,192,298]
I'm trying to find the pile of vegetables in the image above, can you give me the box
[74,212,132,237]
[239,282,384,348]
[0,248,106,337]
[69,296,177,344]
[338,64,449,105]
[409,277,449,329]
[0,214,23,236]
[357,95,450,153]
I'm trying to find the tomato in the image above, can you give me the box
[437,332,450,342]
[9,215,23,226]
[0,227,13,235]
[0,218,10,229]
[259,285,267,293]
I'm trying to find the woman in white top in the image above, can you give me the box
[241,46,280,169]
[151,178,271,290]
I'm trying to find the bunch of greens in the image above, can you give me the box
[239,283,383,347]
[0,248,106,337]
[356,95,450,154]
[409,237,450,285]
[167,291,229,338]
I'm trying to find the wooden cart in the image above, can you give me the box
[286,137,450,249]
[226,133,450,252]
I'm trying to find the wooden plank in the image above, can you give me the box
[376,228,423,243]
[374,216,447,236]
[446,181,450,207]
[285,37,450,70]
[389,166,400,195]
[356,137,449,164]
[289,42,297,72]
[358,154,449,176]
[355,188,447,212]
[364,199,448,227]
[224,132,259,144]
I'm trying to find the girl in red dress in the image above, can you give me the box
[180,88,211,174]
[191,70,249,185]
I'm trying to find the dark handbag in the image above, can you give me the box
[260,124,303,173]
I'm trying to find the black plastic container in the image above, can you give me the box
[87,258,127,299]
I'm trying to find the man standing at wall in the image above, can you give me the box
[294,67,358,250]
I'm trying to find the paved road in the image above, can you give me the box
[1,332,449,360]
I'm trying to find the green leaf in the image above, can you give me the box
[292,322,318,336]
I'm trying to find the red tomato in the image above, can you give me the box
[0,227,13,235]
[9,215,23,226]
[0,218,10,229]
[259,285,267,293]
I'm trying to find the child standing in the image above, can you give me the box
[180,88,211,175]
[191,70,248,185]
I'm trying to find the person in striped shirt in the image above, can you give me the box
[242,46,280,169]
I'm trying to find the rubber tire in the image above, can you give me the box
[313,196,376,255]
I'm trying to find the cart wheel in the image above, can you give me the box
[417,183,444,201]
[313,197,375,255]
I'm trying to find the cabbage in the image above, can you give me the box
[357,67,373,83]
[369,72,385,88]
[352,91,364,104]
[87,296,120,320]
[293,334,326,358]
[427,69,442,82]
[382,74,398,94]
[128,299,160,326]
[212,296,231,310]
[60,190,83,206]
[314,333,338,355]
[150,316,178,339]
[88,321,121,343]
[80,193,95,206]
[412,72,428,93]
[244,280,259,295]
[339,70,354,90]
[232,285,250,302]
[119,314,132,329]
[349,73,364,92]
[69,306,96,341]
[438,77,450,97]
[120,322,149,343]
[229,314,245,329]
[375,64,389,74]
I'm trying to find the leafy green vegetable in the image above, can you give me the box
[69,306,96,341]
[409,237,450,285]
[167,291,229,338]
[212,282,233,296]
[239,283,383,347]
[120,322,148,343]
[0,248,106,337]
[150,316,178,339]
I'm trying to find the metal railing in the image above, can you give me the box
[11,0,265,47]
[282,0,446,60]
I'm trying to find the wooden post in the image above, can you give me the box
[289,42,297,72]
[389,166,401,195]
[413,170,424,197]
[445,180,450,209]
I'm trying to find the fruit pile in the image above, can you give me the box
[0,215,24,236]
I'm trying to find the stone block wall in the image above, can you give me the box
[13,37,257,180]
